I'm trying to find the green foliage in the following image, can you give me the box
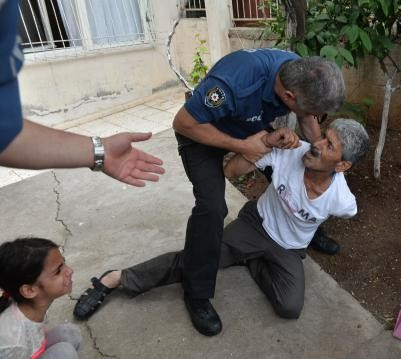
[189,34,209,87]
[332,97,374,124]
[263,0,401,69]
[259,0,286,39]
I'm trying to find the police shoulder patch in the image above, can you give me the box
[205,86,226,108]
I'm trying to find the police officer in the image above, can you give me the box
[172,48,344,336]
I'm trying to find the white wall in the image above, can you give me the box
[19,0,183,127]
[173,18,211,82]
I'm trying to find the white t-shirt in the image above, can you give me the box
[255,141,357,249]
[0,302,46,359]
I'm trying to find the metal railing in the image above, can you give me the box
[185,0,206,18]
[185,0,278,24]
[19,0,154,62]
[232,0,279,25]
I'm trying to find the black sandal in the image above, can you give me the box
[73,270,116,320]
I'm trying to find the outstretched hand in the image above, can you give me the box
[263,128,301,150]
[102,132,165,187]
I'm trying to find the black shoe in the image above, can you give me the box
[184,295,222,336]
[73,270,116,320]
[310,228,340,255]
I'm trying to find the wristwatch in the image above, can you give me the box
[91,136,104,171]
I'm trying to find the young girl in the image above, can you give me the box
[0,238,81,358]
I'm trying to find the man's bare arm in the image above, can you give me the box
[0,119,165,187]
[224,127,301,179]
[173,107,270,162]
[224,155,257,179]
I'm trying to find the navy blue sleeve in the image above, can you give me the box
[0,0,24,152]
[184,76,235,125]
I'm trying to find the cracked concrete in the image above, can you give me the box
[51,171,115,357]
[83,322,118,359]
[0,129,400,358]
[52,171,72,251]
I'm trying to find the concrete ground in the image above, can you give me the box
[0,90,400,358]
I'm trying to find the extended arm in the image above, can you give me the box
[0,119,165,187]
[224,128,300,179]
[173,107,270,162]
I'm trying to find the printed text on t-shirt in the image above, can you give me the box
[277,184,317,223]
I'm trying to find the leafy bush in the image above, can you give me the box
[189,34,209,87]
[333,97,373,125]
[264,0,401,67]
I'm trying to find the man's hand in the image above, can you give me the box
[103,132,165,187]
[263,128,301,150]
[240,130,270,163]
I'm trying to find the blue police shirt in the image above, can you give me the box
[0,0,24,152]
[185,48,299,139]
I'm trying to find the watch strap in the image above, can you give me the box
[91,136,104,171]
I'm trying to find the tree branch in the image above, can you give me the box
[379,58,389,77]
[281,0,307,40]
[387,54,401,73]
[374,78,393,178]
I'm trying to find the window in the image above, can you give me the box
[185,0,206,18]
[19,0,153,60]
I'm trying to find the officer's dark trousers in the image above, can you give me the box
[175,132,228,299]
[120,201,306,319]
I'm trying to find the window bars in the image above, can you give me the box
[231,0,279,26]
[185,0,206,18]
[19,0,154,62]
[185,0,278,24]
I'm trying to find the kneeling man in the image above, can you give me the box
[74,119,369,334]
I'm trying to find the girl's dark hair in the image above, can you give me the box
[0,237,58,312]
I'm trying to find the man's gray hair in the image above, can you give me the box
[329,118,369,165]
[279,56,345,114]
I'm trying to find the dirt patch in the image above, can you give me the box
[229,126,401,329]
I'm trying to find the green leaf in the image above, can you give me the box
[316,13,330,21]
[361,97,374,107]
[338,48,354,65]
[335,54,344,68]
[379,0,389,16]
[320,45,339,60]
[311,21,327,32]
[336,15,348,23]
[346,25,360,43]
[358,0,370,6]
[305,31,316,40]
[326,1,335,11]
[382,37,394,51]
[316,35,325,44]
[340,25,350,36]
[350,7,360,23]
[359,29,372,52]
[296,43,309,57]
